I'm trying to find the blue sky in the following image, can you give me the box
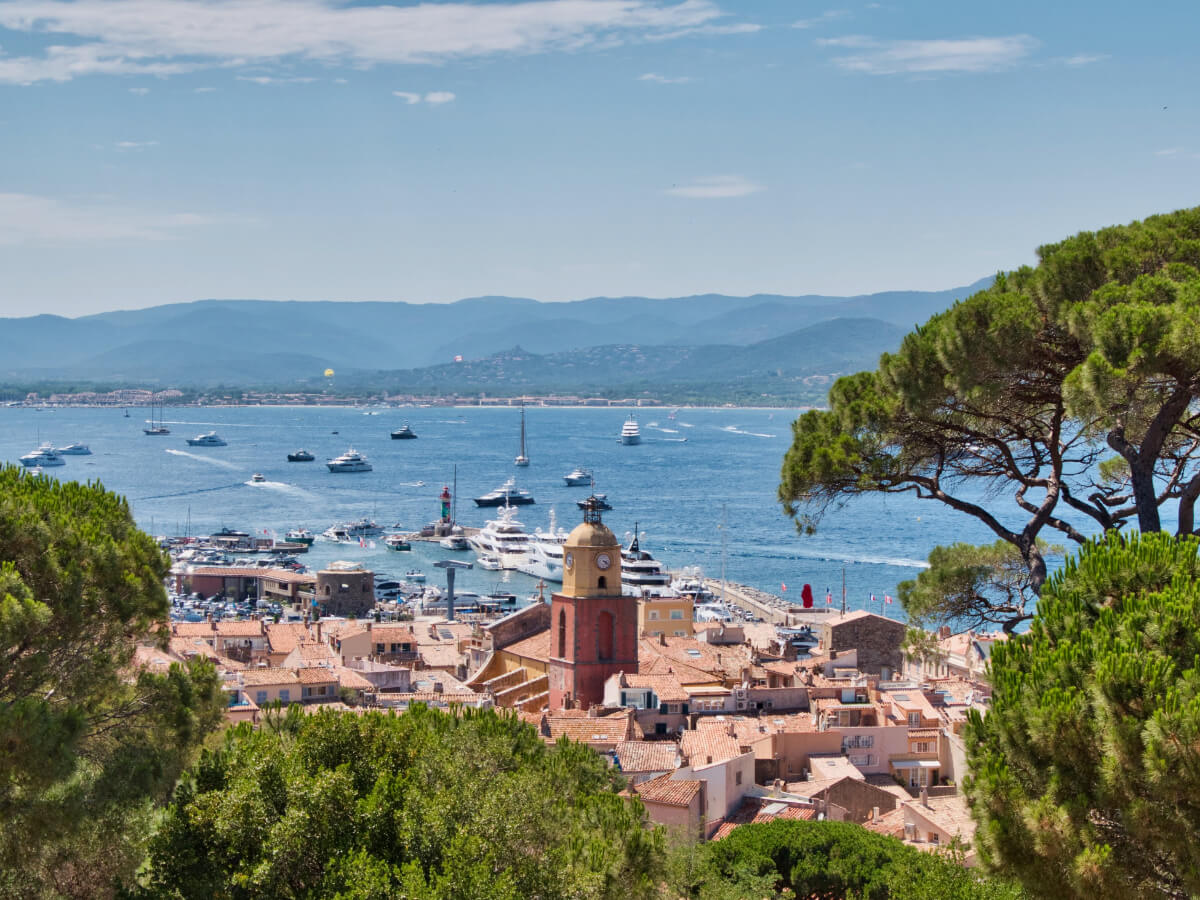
[1,0,1197,316]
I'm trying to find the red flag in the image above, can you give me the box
[885,594,893,604]
[826,591,833,605]
[801,584,814,609]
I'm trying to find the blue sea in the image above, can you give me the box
[1,405,1023,614]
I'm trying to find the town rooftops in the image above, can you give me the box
[710,797,815,840]
[633,773,703,807]
[614,741,681,774]
[620,673,689,703]
[680,727,744,767]
[188,566,315,583]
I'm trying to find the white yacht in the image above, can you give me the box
[439,526,469,551]
[468,504,533,570]
[323,517,382,541]
[19,443,65,467]
[516,509,569,583]
[186,432,227,447]
[55,442,92,455]
[326,448,372,472]
[620,527,674,596]
[563,466,592,486]
[474,477,535,506]
[620,415,641,445]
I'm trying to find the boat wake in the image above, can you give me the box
[134,481,245,501]
[246,479,319,499]
[720,425,776,438]
[658,427,680,434]
[165,448,240,470]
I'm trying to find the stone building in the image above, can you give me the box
[821,610,906,678]
[315,561,375,617]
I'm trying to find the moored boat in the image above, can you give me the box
[55,442,91,455]
[620,414,641,445]
[474,477,535,507]
[327,448,372,472]
[187,432,227,447]
[287,449,315,462]
[385,533,413,551]
[390,422,417,440]
[19,443,66,467]
[563,466,591,486]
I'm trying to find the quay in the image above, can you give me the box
[709,577,870,627]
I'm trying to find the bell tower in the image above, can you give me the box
[548,497,638,710]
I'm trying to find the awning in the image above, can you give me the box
[890,759,940,769]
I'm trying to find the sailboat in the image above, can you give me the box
[143,401,170,435]
[514,404,530,467]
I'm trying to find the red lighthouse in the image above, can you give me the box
[439,485,451,524]
[548,498,638,710]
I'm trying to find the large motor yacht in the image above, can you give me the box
[515,510,569,582]
[55,442,92,455]
[287,449,315,462]
[390,422,418,440]
[620,527,675,596]
[326,448,373,472]
[563,466,592,486]
[323,517,382,541]
[620,415,641,445]
[468,504,533,570]
[187,432,227,447]
[473,477,535,507]
[19,443,66,467]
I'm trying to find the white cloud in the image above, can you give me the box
[394,90,454,104]
[236,74,317,84]
[792,10,847,29]
[639,72,692,83]
[128,85,149,94]
[0,192,218,244]
[0,0,743,85]
[1061,53,1107,66]
[666,174,762,198]
[114,139,159,150]
[821,34,1038,74]
[193,85,215,92]
[333,76,348,84]
[1155,148,1182,156]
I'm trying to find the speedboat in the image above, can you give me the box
[287,449,315,462]
[405,569,426,583]
[55,442,91,455]
[439,526,469,551]
[474,477,535,507]
[250,473,266,483]
[187,432,227,447]
[620,527,674,596]
[563,466,592,486]
[468,504,532,570]
[326,448,372,472]
[285,528,315,546]
[385,533,412,551]
[19,443,65,467]
[620,415,641,445]
[476,553,502,571]
[390,422,417,440]
[576,493,612,512]
[516,510,568,583]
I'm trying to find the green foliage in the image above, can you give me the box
[780,206,1200,603]
[0,465,224,899]
[898,541,1053,633]
[966,531,1200,898]
[668,819,1025,900]
[136,705,663,899]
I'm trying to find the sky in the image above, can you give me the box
[1,0,1198,317]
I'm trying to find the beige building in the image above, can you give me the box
[637,593,694,638]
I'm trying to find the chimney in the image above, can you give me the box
[315,621,322,642]
[659,632,667,646]
[872,806,880,821]
[920,785,929,808]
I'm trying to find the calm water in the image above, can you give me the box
[1,406,1014,612]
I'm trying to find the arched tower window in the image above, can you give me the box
[597,575,607,590]
[558,609,567,658]
[597,610,614,661]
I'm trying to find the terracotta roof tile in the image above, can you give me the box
[172,622,215,638]
[621,673,689,702]
[266,623,311,654]
[614,741,680,773]
[680,729,743,767]
[711,797,815,840]
[240,668,300,687]
[634,774,702,807]
[297,667,338,684]
[504,628,552,662]
[214,620,265,637]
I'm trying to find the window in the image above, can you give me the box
[255,691,267,705]
[674,630,686,637]
[375,643,384,654]
[670,609,683,620]
[907,712,920,726]
[317,685,327,695]
[914,741,933,754]
[649,610,659,620]
[558,609,567,658]
[597,610,614,661]
[279,689,289,702]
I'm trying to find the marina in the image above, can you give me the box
[0,405,1001,608]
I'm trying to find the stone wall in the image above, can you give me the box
[485,601,551,652]
[823,614,906,676]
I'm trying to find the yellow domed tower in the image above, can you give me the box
[548,497,638,710]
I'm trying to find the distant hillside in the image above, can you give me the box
[0,278,991,388]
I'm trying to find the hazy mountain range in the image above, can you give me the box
[0,278,991,398]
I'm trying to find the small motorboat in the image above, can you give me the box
[390,422,418,440]
[287,449,315,462]
[251,473,266,483]
[385,534,412,551]
[476,554,502,571]
[285,528,315,546]
[404,569,427,583]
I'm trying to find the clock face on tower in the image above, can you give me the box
[596,553,612,570]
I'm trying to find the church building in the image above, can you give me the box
[548,498,639,709]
